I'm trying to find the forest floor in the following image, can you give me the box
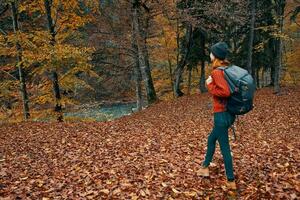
[0,87,299,199]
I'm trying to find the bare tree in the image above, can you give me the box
[246,0,256,75]
[132,0,158,104]
[44,0,63,122]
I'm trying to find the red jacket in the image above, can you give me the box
[207,60,231,113]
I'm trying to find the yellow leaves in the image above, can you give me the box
[20,0,44,15]
[60,75,94,92]
[34,93,53,105]
[0,80,18,99]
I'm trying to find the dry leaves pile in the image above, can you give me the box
[0,87,299,199]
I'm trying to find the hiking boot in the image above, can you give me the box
[226,181,237,190]
[197,167,209,177]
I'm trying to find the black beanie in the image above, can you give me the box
[210,42,229,60]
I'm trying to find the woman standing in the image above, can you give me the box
[197,42,237,190]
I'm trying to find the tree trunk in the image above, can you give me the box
[274,38,282,94]
[132,1,157,104]
[256,68,260,88]
[162,29,175,98]
[270,37,276,86]
[252,66,257,89]
[187,68,192,95]
[246,0,256,74]
[175,17,180,95]
[199,31,207,93]
[199,60,207,93]
[134,65,143,111]
[167,57,174,98]
[131,16,143,111]
[270,64,275,86]
[11,1,30,120]
[261,68,265,87]
[44,0,63,122]
[133,55,143,111]
[274,0,286,94]
[174,24,192,97]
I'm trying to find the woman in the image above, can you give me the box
[197,42,237,190]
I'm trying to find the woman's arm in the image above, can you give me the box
[207,69,230,97]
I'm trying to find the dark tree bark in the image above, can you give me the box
[167,57,174,98]
[274,0,286,94]
[131,15,143,111]
[270,64,275,86]
[199,60,207,93]
[132,0,158,104]
[10,1,30,120]
[246,0,256,74]
[133,54,143,111]
[256,67,260,88]
[199,31,207,93]
[261,68,265,87]
[174,24,193,97]
[44,0,63,122]
[269,38,276,86]
[187,68,192,95]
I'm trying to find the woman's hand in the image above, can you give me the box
[206,76,213,85]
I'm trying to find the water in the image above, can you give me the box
[64,102,138,121]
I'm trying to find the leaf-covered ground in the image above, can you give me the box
[0,87,299,199]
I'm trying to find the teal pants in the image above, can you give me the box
[203,112,235,181]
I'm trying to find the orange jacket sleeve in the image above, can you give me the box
[207,69,230,97]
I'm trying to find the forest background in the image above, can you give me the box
[0,0,299,122]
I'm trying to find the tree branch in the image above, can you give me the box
[0,69,18,80]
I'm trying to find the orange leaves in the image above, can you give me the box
[148,14,178,64]
[0,87,299,198]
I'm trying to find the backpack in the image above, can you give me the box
[218,65,256,115]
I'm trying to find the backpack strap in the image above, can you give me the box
[217,66,226,71]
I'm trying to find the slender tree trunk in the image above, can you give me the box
[44,0,63,122]
[199,60,207,93]
[162,29,175,98]
[252,66,257,88]
[131,16,143,111]
[199,31,207,93]
[274,0,285,94]
[174,24,192,97]
[44,0,62,121]
[11,1,30,120]
[261,68,264,87]
[132,1,157,104]
[270,37,276,86]
[270,64,275,86]
[172,17,180,93]
[167,57,174,98]
[246,0,256,74]
[274,38,282,94]
[187,68,192,95]
[256,68,260,88]
[133,55,143,111]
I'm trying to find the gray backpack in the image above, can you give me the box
[218,65,256,115]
